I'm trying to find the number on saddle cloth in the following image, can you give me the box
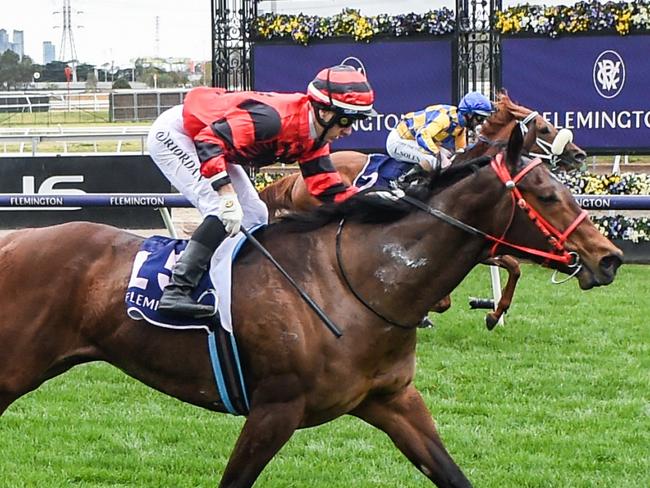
[353,154,416,191]
[125,236,219,331]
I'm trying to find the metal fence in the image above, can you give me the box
[0,126,149,156]
[0,91,111,125]
[109,89,189,122]
[0,90,190,125]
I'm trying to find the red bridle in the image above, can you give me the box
[488,153,588,265]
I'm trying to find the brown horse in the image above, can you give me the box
[0,125,621,488]
[259,91,588,327]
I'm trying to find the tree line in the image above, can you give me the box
[0,51,207,90]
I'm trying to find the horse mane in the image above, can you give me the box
[273,155,493,233]
[480,89,534,141]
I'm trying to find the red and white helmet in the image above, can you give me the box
[307,64,376,117]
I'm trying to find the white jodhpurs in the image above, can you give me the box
[147,105,268,229]
[386,129,438,167]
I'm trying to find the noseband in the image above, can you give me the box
[480,111,572,168]
[489,153,588,266]
[336,154,588,330]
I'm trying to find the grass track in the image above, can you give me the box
[1,265,648,487]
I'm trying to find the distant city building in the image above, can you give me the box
[11,30,24,59]
[43,41,56,64]
[0,29,8,53]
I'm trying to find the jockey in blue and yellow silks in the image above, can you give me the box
[386,92,494,174]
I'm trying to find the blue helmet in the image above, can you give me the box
[458,92,494,118]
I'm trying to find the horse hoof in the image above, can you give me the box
[485,314,498,331]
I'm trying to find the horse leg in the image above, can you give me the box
[352,386,472,488]
[219,397,305,488]
[0,392,19,416]
[483,256,521,330]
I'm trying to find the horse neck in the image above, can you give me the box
[473,113,520,155]
[343,167,510,326]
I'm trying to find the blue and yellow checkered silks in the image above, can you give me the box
[395,105,466,155]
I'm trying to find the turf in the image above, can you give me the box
[1,264,648,487]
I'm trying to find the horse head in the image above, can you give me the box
[478,90,587,170]
[492,123,622,289]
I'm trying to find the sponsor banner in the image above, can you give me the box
[502,35,650,152]
[0,155,171,229]
[253,39,454,151]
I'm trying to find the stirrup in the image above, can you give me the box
[158,287,216,318]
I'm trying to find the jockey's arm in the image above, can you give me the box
[416,114,451,156]
[454,130,468,152]
[193,125,231,189]
[299,149,357,203]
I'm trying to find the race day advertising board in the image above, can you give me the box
[0,155,171,229]
[501,35,650,154]
[253,38,454,151]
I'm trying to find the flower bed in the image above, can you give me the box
[252,2,650,45]
[252,7,455,45]
[556,171,650,242]
[496,1,650,37]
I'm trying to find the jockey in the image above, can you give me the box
[386,91,494,174]
[147,63,376,318]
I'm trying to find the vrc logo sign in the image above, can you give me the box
[593,50,625,99]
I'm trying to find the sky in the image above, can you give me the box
[4,0,571,67]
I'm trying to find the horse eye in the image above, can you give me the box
[538,125,551,135]
[538,193,559,203]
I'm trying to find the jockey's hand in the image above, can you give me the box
[368,188,405,202]
[216,187,243,237]
[437,150,452,171]
[333,185,359,203]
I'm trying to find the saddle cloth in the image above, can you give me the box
[353,153,416,190]
[125,226,262,333]
[124,229,263,416]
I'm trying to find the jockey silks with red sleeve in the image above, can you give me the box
[182,87,353,203]
[147,63,377,319]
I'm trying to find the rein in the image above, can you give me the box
[335,154,587,329]
[336,219,419,330]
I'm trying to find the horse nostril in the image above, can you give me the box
[600,254,623,277]
[574,152,587,163]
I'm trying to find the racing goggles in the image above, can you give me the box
[335,113,366,128]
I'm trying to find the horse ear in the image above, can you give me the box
[506,123,524,166]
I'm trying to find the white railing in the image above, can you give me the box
[0,126,150,156]
[0,91,110,112]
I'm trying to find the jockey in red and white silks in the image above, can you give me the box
[147,63,377,318]
[148,103,268,230]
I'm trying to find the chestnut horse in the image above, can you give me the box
[0,125,621,487]
[259,91,588,327]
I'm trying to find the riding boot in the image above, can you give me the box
[158,216,227,318]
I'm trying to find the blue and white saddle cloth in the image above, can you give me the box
[353,153,417,190]
[125,236,218,331]
[125,228,261,333]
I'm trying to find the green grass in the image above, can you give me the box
[1,140,146,154]
[1,265,648,487]
[0,110,112,126]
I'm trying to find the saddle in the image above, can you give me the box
[353,154,417,191]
